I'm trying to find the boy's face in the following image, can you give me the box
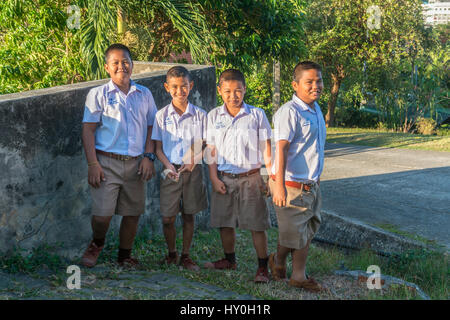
[164,76,193,106]
[292,69,323,105]
[217,80,246,109]
[104,49,133,86]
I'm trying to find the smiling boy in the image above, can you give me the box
[268,61,326,292]
[81,43,157,268]
[151,66,207,270]
[205,69,272,283]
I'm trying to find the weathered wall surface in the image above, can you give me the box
[0,62,216,258]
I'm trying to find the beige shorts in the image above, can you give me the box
[90,154,145,217]
[159,165,208,217]
[269,179,321,250]
[210,172,271,231]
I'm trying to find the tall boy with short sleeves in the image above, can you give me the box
[80,44,157,268]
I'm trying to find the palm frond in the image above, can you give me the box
[78,0,118,79]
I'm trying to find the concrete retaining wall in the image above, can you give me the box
[0,62,216,258]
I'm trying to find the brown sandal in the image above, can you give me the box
[268,253,287,281]
[288,277,323,293]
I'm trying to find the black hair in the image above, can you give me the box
[293,61,322,82]
[104,43,132,63]
[166,66,192,82]
[218,68,246,87]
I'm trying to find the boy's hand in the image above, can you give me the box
[88,164,106,188]
[272,183,287,207]
[164,163,179,181]
[138,157,154,181]
[211,177,227,194]
[177,163,196,174]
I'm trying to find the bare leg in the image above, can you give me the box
[276,241,292,267]
[162,216,177,253]
[251,230,268,259]
[219,227,235,254]
[119,216,140,249]
[181,213,195,255]
[91,215,113,240]
[290,239,311,282]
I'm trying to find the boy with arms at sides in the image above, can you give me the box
[205,69,272,283]
[268,61,326,292]
[152,66,208,270]
[81,43,158,267]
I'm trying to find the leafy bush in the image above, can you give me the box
[415,117,437,135]
[0,244,65,274]
[335,106,378,128]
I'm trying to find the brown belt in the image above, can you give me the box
[219,168,260,179]
[270,175,312,191]
[96,149,140,161]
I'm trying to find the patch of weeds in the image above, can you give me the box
[373,223,441,248]
[340,246,448,300]
[0,243,65,274]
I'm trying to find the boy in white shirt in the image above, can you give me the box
[269,61,326,292]
[205,69,272,283]
[81,44,157,268]
[152,66,207,270]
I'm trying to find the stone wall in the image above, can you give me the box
[0,62,216,258]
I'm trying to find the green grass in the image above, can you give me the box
[0,244,66,274]
[1,228,447,300]
[326,127,450,152]
[101,228,448,300]
[373,223,442,248]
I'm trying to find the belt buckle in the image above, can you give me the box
[120,155,132,161]
[230,173,238,178]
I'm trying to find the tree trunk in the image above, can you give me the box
[272,60,281,114]
[117,8,126,35]
[325,73,343,127]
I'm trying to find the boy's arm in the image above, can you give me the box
[155,140,178,179]
[259,139,272,175]
[82,123,105,188]
[138,126,155,181]
[178,139,205,173]
[272,140,289,207]
[206,144,226,194]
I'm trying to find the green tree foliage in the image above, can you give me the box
[303,0,433,128]
[0,0,86,94]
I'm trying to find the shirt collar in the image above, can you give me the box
[107,79,141,94]
[219,102,250,116]
[168,102,194,117]
[292,94,317,113]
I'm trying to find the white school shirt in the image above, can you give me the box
[206,102,272,174]
[82,79,157,156]
[151,102,207,165]
[271,94,326,183]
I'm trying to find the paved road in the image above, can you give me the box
[321,143,450,251]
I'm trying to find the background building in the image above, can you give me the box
[423,0,450,26]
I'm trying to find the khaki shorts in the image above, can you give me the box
[210,172,271,231]
[269,179,321,250]
[90,154,145,217]
[159,165,208,217]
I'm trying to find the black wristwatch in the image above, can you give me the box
[143,152,156,161]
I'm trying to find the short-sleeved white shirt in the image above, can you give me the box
[151,102,207,165]
[82,79,157,156]
[207,102,272,174]
[271,94,326,183]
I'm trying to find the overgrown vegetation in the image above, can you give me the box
[2,0,446,131]
[0,244,65,274]
[0,228,447,299]
[98,228,448,300]
[326,127,450,152]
